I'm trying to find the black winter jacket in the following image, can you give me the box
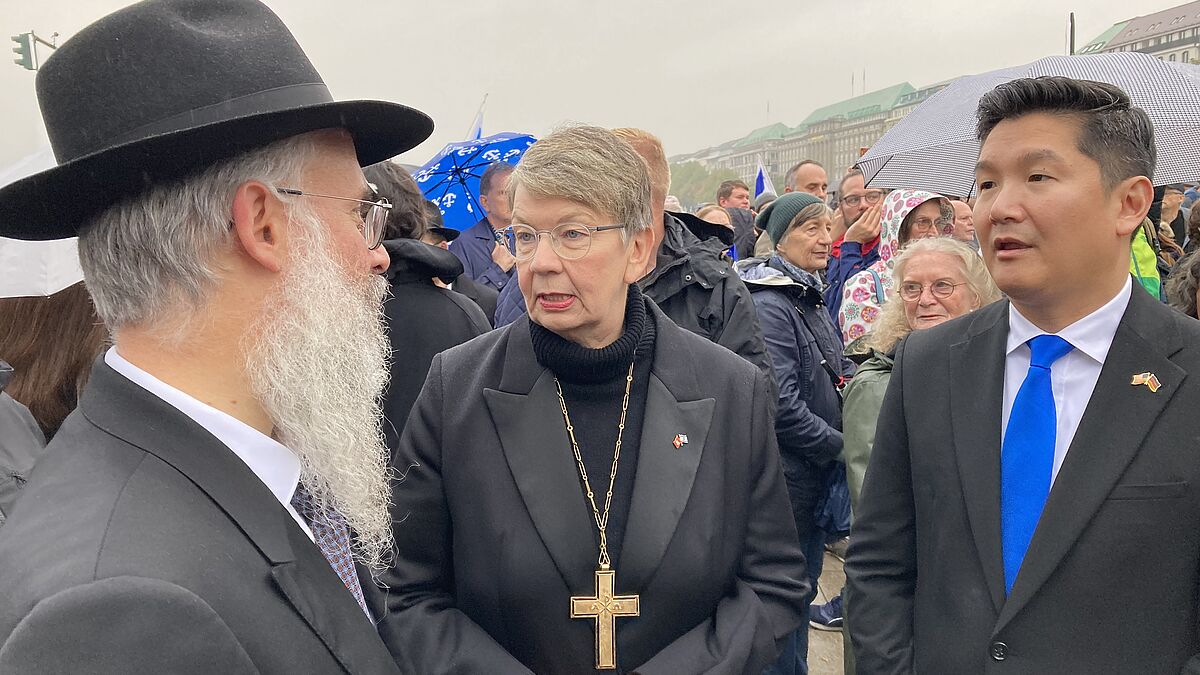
[381,239,491,452]
[736,257,853,471]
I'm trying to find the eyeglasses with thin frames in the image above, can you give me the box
[841,191,885,208]
[501,222,625,261]
[898,279,965,301]
[276,187,391,250]
[907,217,952,235]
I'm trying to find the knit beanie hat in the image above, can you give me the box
[756,192,824,247]
[753,190,777,212]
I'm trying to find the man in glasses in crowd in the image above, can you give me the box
[824,168,887,325]
[0,1,431,671]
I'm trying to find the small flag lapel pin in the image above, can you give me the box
[1131,372,1162,392]
[672,434,689,449]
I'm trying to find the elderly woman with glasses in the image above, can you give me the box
[380,126,808,674]
[838,237,1001,670]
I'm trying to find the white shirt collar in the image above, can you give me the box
[103,347,303,508]
[1006,275,1133,364]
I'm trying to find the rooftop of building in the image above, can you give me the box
[795,82,916,128]
[1081,0,1200,52]
[732,122,791,148]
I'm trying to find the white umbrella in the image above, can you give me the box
[0,145,85,298]
[859,53,1200,197]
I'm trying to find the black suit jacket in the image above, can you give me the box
[453,273,499,327]
[0,360,403,674]
[378,303,808,674]
[381,242,491,451]
[846,284,1200,673]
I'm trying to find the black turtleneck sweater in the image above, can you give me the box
[530,285,656,571]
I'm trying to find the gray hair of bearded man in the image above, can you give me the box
[78,134,318,335]
[79,133,396,569]
[506,125,653,239]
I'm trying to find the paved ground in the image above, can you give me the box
[808,551,847,675]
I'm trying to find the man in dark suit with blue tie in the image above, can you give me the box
[846,76,1200,672]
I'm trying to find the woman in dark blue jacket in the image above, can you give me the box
[736,192,854,675]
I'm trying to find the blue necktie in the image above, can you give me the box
[1001,334,1073,594]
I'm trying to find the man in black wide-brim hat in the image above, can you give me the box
[0,1,432,672]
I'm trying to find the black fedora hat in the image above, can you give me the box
[0,0,433,241]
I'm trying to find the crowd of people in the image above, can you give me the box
[2,1,1200,674]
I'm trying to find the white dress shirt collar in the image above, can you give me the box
[1006,275,1132,362]
[103,347,311,538]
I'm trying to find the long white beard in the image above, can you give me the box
[243,213,394,570]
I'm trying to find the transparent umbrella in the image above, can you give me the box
[859,53,1200,196]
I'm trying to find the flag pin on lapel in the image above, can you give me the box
[672,434,689,449]
[1131,372,1162,392]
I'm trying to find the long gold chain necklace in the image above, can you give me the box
[555,362,640,670]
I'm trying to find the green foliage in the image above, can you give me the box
[669,162,741,210]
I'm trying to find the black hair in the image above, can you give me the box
[363,161,428,241]
[422,200,445,229]
[976,76,1155,190]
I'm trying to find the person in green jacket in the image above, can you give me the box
[840,236,1001,673]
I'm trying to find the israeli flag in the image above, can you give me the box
[754,156,776,197]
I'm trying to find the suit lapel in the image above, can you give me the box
[619,304,714,591]
[80,359,295,563]
[997,287,1185,629]
[80,359,397,674]
[484,318,598,593]
[948,302,1010,613]
[618,373,713,592]
[271,525,400,674]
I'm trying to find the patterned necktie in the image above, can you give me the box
[290,484,372,619]
[1001,334,1074,594]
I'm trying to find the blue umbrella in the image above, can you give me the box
[413,132,536,230]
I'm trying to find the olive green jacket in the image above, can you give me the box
[841,349,894,516]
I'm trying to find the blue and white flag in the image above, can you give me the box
[466,110,483,141]
[465,94,488,141]
[754,157,776,197]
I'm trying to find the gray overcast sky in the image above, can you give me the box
[0,0,1169,169]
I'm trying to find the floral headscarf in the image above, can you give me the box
[838,189,950,344]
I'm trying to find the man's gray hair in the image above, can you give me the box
[506,125,652,238]
[79,135,317,332]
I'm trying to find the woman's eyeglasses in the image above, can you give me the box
[501,222,625,261]
[898,279,964,301]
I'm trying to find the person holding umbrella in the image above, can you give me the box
[847,76,1200,672]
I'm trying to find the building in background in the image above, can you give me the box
[1078,0,1200,64]
[672,1,1197,193]
[672,83,921,190]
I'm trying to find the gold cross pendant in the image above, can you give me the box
[570,568,640,669]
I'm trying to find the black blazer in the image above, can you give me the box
[377,302,808,674]
[0,360,404,674]
[453,273,499,327]
[382,267,490,452]
[846,285,1200,674]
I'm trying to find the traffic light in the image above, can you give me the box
[11,33,34,70]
